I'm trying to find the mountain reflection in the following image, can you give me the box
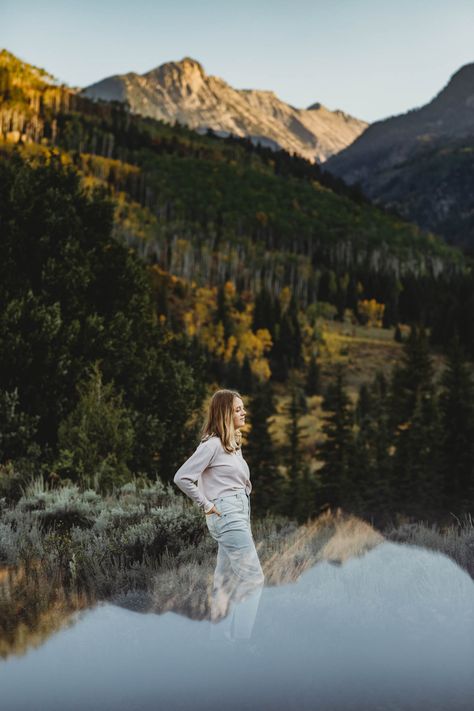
[0,511,384,659]
[1,513,474,711]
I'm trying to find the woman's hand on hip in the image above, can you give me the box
[205,505,221,516]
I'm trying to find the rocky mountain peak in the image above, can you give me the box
[445,62,474,89]
[145,57,204,77]
[83,58,368,162]
[179,56,205,71]
[430,62,474,107]
[324,60,474,249]
[144,57,206,92]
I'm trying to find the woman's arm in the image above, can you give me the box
[173,439,218,513]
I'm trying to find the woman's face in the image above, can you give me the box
[232,396,246,429]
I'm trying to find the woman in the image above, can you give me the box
[173,389,265,640]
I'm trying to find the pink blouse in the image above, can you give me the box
[173,435,252,513]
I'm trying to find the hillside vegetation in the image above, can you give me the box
[1,50,474,527]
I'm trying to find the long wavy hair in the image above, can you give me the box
[201,389,242,453]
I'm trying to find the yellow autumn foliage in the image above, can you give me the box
[182,282,273,381]
[357,298,385,327]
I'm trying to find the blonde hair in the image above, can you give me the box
[201,389,243,453]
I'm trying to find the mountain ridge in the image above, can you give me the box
[325,62,474,248]
[82,56,368,163]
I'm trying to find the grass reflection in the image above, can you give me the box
[0,560,94,659]
[1,476,473,659]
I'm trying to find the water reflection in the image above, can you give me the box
[0,561,94,660]
[206,493,265,642]
[1,534,474,710]
[209,544,264,641]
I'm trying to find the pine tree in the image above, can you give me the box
[271,292,302,380]
[391,389,442,518]
[368,372,394,519]
[350,382,375,515]
[288,294,303,367]
[240,356,254,394]
[245,380,282,516]
[305,353,321,396]
[55,362,135,493]
[0,387,40,465]
[390,324,434,425]
[317,364,354,511]
[389,324,442,517]
[215,283,233,339]
[282,382,315,521]
[355,383,371,426]
[284,385,304,509]
[382,278,401,328]
[155,277,170,323]
[0,387,42,492]
[348,371,395,523]
[335,272,349,321]
[252,286,275,335]
[439,335,474,513]
[296,458,319,524]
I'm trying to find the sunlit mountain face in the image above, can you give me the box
[82,56,368,164]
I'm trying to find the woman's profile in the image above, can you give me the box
[173,389,265,641]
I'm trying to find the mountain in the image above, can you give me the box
[81,57,367,163]
[0,48,465,328]
[325,63,474,249]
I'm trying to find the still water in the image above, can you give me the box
[1,540,474,711]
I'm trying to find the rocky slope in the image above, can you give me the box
[82,57,367,163]
[325,63,474,248]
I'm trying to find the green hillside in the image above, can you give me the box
[0,48,464,315]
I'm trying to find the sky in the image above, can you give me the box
[3,0,474,123]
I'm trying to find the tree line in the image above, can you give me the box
[0,150,205,496]
[245,326,474,527]
[1,152,473,528]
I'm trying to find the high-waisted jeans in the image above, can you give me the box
[205,490,265,640]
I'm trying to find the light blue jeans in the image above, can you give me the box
[205,491,265,640]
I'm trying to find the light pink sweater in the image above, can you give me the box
[173,435,252,513]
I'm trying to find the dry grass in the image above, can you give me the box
[256,508,384,586]
[322,320,402,396]
[384,512,474,579]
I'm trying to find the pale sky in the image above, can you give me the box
[2,0,474,123]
